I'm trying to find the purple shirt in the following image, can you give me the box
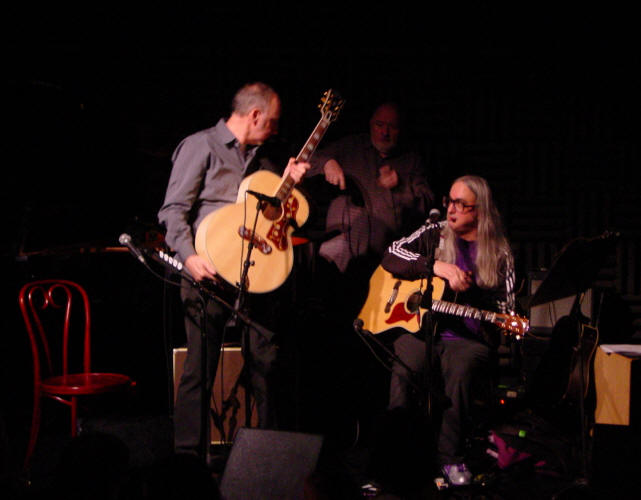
[439,238,482,340]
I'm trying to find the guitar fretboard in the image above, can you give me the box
[297,119,330,163]
[432,300,497,324]
[274,117,331,202]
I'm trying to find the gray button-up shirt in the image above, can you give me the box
[158,119,273,262]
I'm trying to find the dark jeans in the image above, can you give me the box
[435,337,491,465]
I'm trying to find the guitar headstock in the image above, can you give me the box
[319,89,345,123]
[498,313,530,338]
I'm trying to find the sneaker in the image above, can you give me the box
[360,480,382,497]
[441,463,472,486]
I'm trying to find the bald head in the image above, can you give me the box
[226,82,281,146]
[231,82,279,116]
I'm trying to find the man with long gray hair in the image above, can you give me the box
[381,175,516,486]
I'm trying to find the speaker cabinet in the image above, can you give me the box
[594,345,640,426]
[220,428,323,500]
[173,344,257,444]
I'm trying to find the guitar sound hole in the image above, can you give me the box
[261,204,282,221]
[406,292,423,314]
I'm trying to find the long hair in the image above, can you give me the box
[231,82,277,116]
[439,175,511,289]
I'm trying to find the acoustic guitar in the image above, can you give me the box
[356,265,529,337]
[195,89,344,293]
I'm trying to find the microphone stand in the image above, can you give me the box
[230,193,278,428]
[196,191,278,460]
[133,247,214,465]
[120,233,213,461]
[197,281,212,462]
[421,219,442,420]
[120,227,271,466]
[352,320,427,401]
[157,260,219,464]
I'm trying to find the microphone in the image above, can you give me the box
[428,208,441,223]
[425,209,447,230]
[119,233,146,264]
[245,190,281,207]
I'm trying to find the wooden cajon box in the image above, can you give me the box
[173,344,257,443]
[594,345,640,426]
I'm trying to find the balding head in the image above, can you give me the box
[369,102,401,157]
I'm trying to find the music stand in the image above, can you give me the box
[522,231,618,310]
[521,230,619,489]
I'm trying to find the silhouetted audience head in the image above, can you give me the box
[120,453,220,500]
[52,432,130,500]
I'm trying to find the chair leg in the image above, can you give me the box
[71,396,78,437]
[24,392,41,469]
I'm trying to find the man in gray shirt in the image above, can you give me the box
[158,82,309,458]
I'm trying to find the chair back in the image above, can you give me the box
[18,279,93,384]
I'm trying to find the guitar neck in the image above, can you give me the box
[273,116,331,203]
[432,299,497,325]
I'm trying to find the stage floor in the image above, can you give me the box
[3,403,639,499]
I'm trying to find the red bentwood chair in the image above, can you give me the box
[18,279,135,468]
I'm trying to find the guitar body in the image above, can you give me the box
[357,266,445,335]
[195,170,310,293]
[563,319,599,404]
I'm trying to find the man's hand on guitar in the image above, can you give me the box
[185,254,217,282]
[434,260,473,292]
[284,157,311,184]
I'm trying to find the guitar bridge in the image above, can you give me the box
[238,226,272,255]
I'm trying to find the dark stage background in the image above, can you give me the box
[2,2,640,475]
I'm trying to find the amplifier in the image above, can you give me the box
[173,344,257,444]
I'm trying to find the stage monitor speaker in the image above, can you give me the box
[528,270,593,332]
[173,344,257,444]
[220,428,323,500]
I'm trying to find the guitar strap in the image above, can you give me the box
[242,152,266,178]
